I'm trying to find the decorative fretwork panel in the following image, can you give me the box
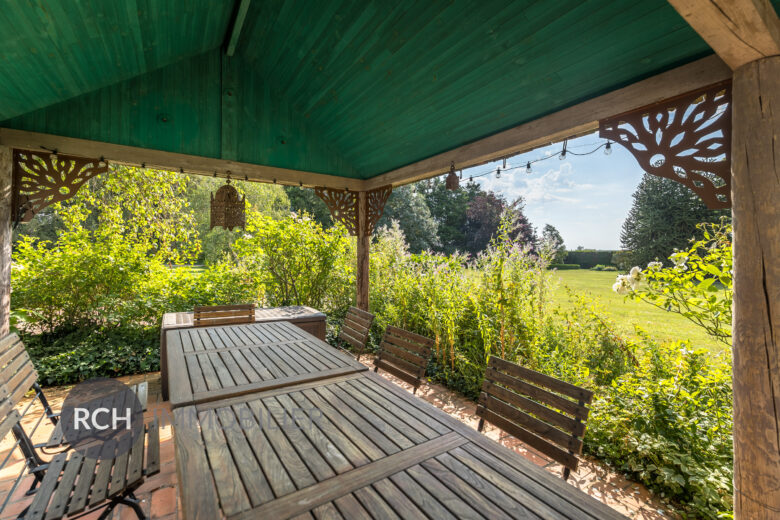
[599,82,732,209]
[314,185,392,236]
[12,150,109,223]
[365,185,392,236]
[314,187,359,235]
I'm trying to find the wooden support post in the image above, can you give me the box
[731,56,780,519]
[0,147,11,337]
[356,191,369,311]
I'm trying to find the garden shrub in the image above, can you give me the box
[565,250,617,268]
[587,338,733,518]
[547,263,580,270]
[23,326,159,386]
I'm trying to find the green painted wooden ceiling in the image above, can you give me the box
[1,0,771,180]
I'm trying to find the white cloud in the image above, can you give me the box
[479,162,593,205]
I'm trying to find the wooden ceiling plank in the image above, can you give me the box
[364,55,732,190]
[668,0,780,70]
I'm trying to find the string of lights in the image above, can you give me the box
[449,139,613,186]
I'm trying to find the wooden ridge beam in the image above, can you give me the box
[225,0,251,57]
[364,55,732,190]
[668,0,780,70]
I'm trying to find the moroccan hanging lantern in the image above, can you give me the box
[210,176,246,230]
[445,161,459,191]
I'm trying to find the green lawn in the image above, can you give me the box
[550,269,726,353]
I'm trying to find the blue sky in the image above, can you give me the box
[465,131,644,250]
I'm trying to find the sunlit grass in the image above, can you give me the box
[549,269,727,353]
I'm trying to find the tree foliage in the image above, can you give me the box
[376,185,439,253]
[620,174,729,267]
[541,224,566,263]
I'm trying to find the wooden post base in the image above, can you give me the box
[731,55,780,519]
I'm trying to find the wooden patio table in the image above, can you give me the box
[160,306,327,400]
[166,321,366,408]
[173,371,626,520]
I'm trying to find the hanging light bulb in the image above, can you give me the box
[526,161,532,174]
[496,167,501,179]
[559,139,568,160]
[604,141,612,155]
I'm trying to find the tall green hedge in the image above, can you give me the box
[564,250,617,269]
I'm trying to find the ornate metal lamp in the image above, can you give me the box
[210,177,246,230]
[445,161,459,191]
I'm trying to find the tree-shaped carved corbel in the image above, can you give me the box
[314,185,392,236]
[313,187,359,235]
[599,82,731,209]
[12,150,109,223]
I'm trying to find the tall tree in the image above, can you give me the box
[501,197,537,253]
[376,185,439,253]
[620,174,730,267]
[423,178,505,255]
[541,224,566,263]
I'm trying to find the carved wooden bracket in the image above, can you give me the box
[599,81,731,209]
[12,149,108,223]
[314,185,392,236]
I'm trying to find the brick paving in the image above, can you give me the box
[0,367,678,519]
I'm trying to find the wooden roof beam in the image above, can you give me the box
[0,128,365,191]
[668,0,780,70]
[364,55,732,190]
[225,0,252,57]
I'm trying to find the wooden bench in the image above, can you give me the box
[193,303,255,327]
[338,306,374,360]
[476,356,594,480]
[373,326,433,394]
[0,334,148,450]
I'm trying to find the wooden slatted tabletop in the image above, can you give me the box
[166,321,367,408]
[173,371,627,520]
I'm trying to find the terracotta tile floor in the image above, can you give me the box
[0,367,678,519]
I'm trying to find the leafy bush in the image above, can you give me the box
[587,338,733,518]
[232,212,355,312]
[23,326,159,386]
[548,263,580,270]
[591,264,617,271]
[614,218,732,345]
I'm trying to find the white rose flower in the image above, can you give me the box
[671,252,687,268]
[612,275,632,295]
[647,261,663,271]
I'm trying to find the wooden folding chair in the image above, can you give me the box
[0,334,148,452]
[476,356,594,480]
[338,306,374,360]
[373,326,433,394]
[0,391,160,520]
[193,303,255,327]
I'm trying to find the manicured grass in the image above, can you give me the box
[550,269,727,353]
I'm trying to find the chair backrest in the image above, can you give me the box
[193,304,255,327]
[476,356,593,479]
[338,306,374,359]
[374,326,433,393]
[0,334,38,406]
